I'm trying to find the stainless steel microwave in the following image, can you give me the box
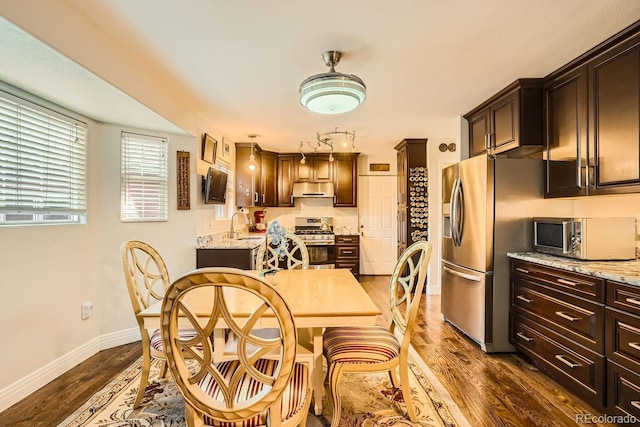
[533,217,637,260]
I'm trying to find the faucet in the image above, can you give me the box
[229,210,249,240]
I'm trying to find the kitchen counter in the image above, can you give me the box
[196,233,266,250]
[507,251,640,287]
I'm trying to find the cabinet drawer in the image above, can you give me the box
[607,307,640,372]
[336,261,359,278]
[511,277,604,352]
[607,281,640,317]
[336,245,358,260]
[511,259,604,302]
[510,313,605,409]
[336,235,359,244]
[608,361,640,420]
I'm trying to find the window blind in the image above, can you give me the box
[0,91,87,225]
[120,132,168,222]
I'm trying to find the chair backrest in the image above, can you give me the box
[389,241,432,348]
[161,268,297,425]
[256,232,309,270]
[120,240,170,317]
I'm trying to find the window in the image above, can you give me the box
[0,90,87,225]
[120,132,168,222]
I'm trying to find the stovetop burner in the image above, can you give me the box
[294,229,334,235]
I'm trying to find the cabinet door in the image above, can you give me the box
[333,154,358,207]
[468,109,490,157]
[544,66,588,198]
[294,156,312,182]
[491,90,518,154]
[259,152,278,207]
[590,35,640,195]
[396,146,407,205]
[235,145,260,207]
[314,154,333,182]
[277,155,295,207]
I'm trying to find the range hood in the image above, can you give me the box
[291,182,335,198]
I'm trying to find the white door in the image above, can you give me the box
[358,175,397,274]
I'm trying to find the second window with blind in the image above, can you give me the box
[120,132,168,222]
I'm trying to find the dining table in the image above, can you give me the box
[137,267,382,415]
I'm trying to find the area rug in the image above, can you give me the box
[58,346,470,427]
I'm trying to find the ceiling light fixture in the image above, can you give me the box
[299,142,306,164]
[317,127,357,153]
[299,51,366,115]
[247,134,258,171]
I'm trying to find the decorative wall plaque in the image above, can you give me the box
[369,163,390,172]
[177,151,190,210]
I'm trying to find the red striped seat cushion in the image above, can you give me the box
[198,359,309,427]
[323,326,400,364]
[150,328,198,352]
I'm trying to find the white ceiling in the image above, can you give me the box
[2,1,640,154]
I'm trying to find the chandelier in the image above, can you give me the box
[299,51,366,115]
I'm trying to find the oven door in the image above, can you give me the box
[305,244,336,269]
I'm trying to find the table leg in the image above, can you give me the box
[312,327,323,416]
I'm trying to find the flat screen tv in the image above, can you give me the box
[203,167,228,204]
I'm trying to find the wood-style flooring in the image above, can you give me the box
[0,275,609,427]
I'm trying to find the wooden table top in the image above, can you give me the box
[138,268,381,328]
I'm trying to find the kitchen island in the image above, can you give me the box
[196,234,266,269]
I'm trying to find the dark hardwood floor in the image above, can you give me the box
[0,275,610,427]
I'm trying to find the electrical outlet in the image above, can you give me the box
[81,301,93,320]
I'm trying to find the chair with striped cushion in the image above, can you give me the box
[161,268,312,427]
[120,240,198,408]
[323,241,432,427]
[256,233,309,270]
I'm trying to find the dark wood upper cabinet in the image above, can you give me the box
[259,151,278,207]
[277,154,296,207]
[293,153,332,183]
[333,153,359,207]
[465,79,544,158]
[544,22,640,197]
[589,32,640,195]
[544,65,588,198]
[235,143,261,208]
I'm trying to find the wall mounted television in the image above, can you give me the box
[202,167,228,204]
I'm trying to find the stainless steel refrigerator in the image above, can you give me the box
[441,154,544,353]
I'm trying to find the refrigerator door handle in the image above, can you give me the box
[450,179,460,246]
[456,179,465,245]
[443,265,482,282]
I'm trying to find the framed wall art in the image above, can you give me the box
[202,133,217,164]
[176,151,190,210]
[222,137,231,159]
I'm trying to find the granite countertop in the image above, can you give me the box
[507,251,640,287]
[197,233,266,250]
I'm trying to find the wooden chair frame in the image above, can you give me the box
[120,240,172,408]
[161,268,311,427]
[323,241,432,426]
[256,233,309,270]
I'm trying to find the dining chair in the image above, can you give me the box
[161,267,312,427]
[256,232,309,270]
[322,240,432,427]
[120,240,198,409]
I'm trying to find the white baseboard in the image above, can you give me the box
[0,327,140,413]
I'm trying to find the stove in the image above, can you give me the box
[294,217,336,269]
[294,217,335,245]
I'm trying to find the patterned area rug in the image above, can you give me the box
[58,346,470,427]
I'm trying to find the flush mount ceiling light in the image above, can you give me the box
[299,51,366,115]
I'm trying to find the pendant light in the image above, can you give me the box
[247,134,258,171]
[299,51,366,115]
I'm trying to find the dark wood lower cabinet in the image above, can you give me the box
[335,234,359,280]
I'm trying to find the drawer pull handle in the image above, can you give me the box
[515,267,529,274]
[343,250,353,254]
[516,332,533,342]
[555,354,580,368]
[516,295,533,303]
[555,311,580,322]
[557,278,577,287]
[632,401,640,410]
[629,342,640,351]
[626,297,640,306]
